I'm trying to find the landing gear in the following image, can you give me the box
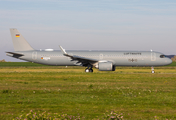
[85,68,93,73]
[85,65,93,73]
[85,68,89,72]
[89,68,93,72]
[151,66,155,73]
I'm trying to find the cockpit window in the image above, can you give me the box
[160,55,165,58]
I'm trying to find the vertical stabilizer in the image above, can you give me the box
[10,28,34,51]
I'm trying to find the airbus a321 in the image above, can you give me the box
[6,29,172,73]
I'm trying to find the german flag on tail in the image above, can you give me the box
[16,34,20,37]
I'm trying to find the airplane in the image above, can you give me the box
[6,28,172,73]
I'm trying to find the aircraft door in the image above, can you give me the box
[32,52,37,60]
[151,52,156,61]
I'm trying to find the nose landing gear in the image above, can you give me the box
[151,66,155,73]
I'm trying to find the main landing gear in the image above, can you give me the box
[151,66,155,73]
[85,68,93,73]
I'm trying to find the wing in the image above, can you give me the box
[59,46,98,66]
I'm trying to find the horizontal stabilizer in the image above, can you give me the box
[6,52,24,58]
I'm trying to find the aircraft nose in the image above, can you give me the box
[166,58,172,65]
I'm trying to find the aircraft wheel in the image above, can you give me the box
[89,69,93,73]
[151,66,155,73]
[85,68,90,73]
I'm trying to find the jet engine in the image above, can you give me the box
[97,62,116,71]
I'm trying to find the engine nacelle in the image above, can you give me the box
[98,62,116,71]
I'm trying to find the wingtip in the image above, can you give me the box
[59,45,67,54]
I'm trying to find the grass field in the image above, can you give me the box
[0,62,176,119]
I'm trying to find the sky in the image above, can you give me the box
[1,0,176,61]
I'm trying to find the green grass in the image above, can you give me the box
[167,61,176,66]
[0,62,48,67]
[0,63,176,119]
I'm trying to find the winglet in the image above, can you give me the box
[59,45,67,55]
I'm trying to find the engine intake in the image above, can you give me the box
[98,62,115,71]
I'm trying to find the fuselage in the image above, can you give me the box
[9,50,172,67]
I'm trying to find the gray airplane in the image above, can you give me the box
[6,28,172,73]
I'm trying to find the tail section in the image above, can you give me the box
[10,28,34,51]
